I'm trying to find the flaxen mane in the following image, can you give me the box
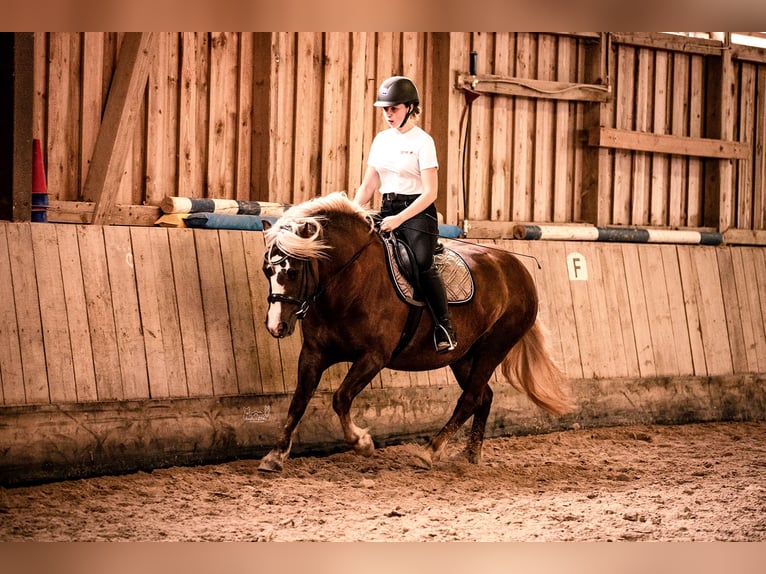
[265,192,375,259]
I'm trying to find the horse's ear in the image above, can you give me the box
[297,221,318,238]
[262,219,273,232]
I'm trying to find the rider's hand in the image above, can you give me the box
[380,215,402,233]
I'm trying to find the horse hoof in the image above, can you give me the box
[354,431,375,457]
[412,447,433,470]
[257,452,284,473]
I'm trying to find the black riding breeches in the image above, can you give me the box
[380,194,438,273]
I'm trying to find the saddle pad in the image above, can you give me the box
[383,239,474,306]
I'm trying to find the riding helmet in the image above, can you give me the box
[374,76,420,108]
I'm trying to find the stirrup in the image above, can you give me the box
[433,324,457,353]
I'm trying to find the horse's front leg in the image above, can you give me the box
[258,351,325,473]
[332,356,385,457]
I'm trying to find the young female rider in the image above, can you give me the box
[353,75,457,353]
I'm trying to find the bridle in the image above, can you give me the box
[264,235,376,320]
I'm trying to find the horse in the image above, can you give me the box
[258,192,572,472]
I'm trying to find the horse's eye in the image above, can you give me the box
[263,265,275,278]
[286,268,299,280]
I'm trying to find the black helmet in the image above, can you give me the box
[374,76,420,107]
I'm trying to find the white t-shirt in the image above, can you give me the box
[367,126,438,196]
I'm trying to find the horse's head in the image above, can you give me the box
[262,192,375,337]
[262,219,324,338]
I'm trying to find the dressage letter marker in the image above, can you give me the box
[567,252,588,281]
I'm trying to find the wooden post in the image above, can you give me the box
[86,33,155,225]
[704,35,736,231]
[0,33,34,222]
[580,33,613,226]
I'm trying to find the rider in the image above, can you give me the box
[353,75,457,353]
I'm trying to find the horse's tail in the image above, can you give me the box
[500,320,574,416]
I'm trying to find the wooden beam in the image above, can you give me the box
[48,200,160,226]
[722,228,766,246]
[457,73,611,102]
[588,127,750,160]
[611,33,724,56]
[84,33,155,225]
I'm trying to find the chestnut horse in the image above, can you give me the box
[259,192,572,472]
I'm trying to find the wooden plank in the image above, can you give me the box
[442,32,469,225]
[540,242,583,380]
[347,32,370,195]
[103,226,150,399]
[650,50,669,226]
[131,227,172,399]
[236,33,253,201]
[748,247,766,371]
[0,224,25,404]
[47,200,160,226]
[599,243,640,378]
[730,247,766,372]
[31,224,77,403]
[717,248,750,373]
[512,33,532,222]
[659,244,695,375]
[572,243,611,378]
[638,244,679,375]
[269,32,296,204]
[580,35,615,226]
[687,55,705,227]
[737,63,756,228]
[88,32,155,225]
[241,230,285,394]
[55,225,97,401]
[621,243,656,378]
[219,230,261,395]
[522,241,565,372]
[80,32,105,192]
[46,33,74,203]
[692,247,733,375]
[631,48,652,225]
[676,245,709,376]
[669,52,689,228]
[167,228,214,397]
[755,67,766,229]
[532,34,554,222]
[178,32,200,198]
[490,33,512,221]
[206,32,238,199]
[77,225,123,400]
[611,32,724,56]
[321,33,350,195]
[293,33,323,204]
[6,224,48,404]
[589,126,750,160]
[552,36,572,222]
[468,32,492,220]
[193,229,238,396]
[145,32,170,207]
[613,45,635,225]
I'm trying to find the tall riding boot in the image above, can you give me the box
[419,264,457,353]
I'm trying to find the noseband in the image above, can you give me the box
[264,236,376,320]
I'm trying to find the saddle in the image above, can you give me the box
[381,233,474,306]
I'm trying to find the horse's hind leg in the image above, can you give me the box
[332,356,385,457]
[465,385,493,464]
[419,353,497,467]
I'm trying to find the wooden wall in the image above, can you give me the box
[27,32,766,234]
[2,220,765,408]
